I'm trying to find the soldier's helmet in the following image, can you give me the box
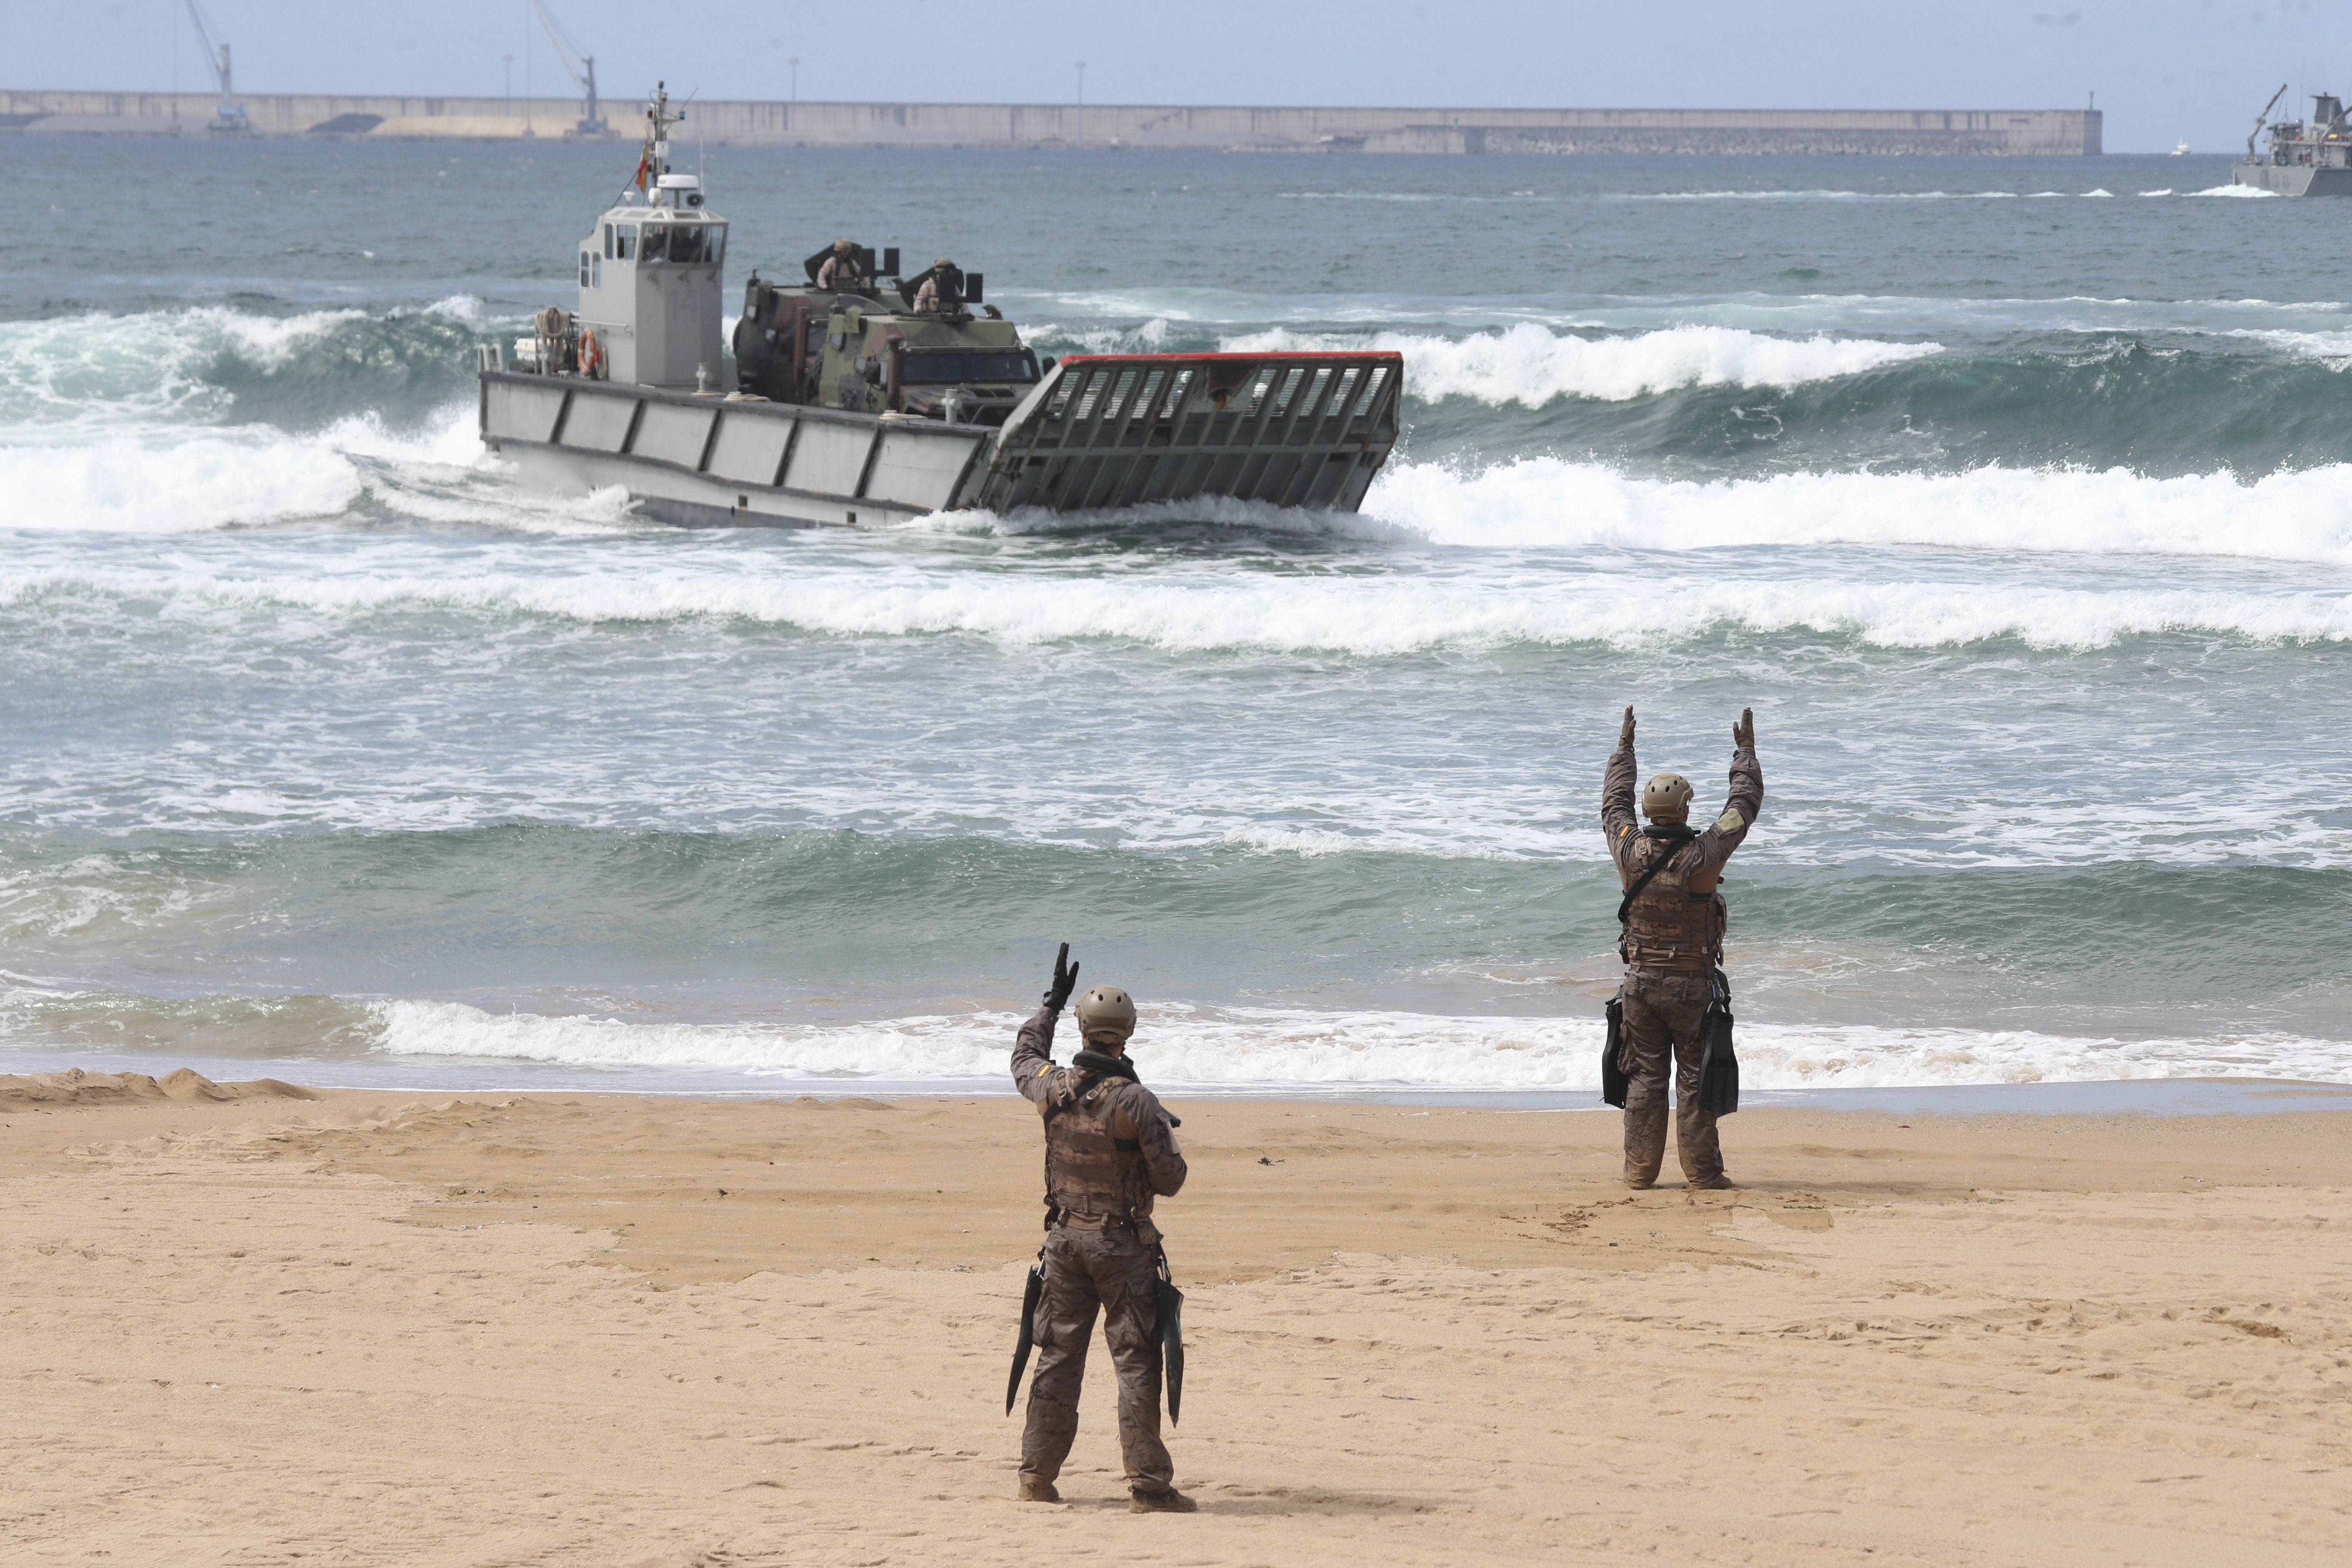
[1642,772,1695,824]
[934,258,956,272]
[1074,985,1137,1044]
[832,238,854,253]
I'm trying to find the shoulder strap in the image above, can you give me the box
[1041,1071,1098,1127]
[1616,840,1691,929]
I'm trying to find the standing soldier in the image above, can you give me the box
[1603,706,1763,1190]
[1011,944,1194,1513]
[815,238,865,292]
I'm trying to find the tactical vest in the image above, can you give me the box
[1041,1071,1155,1225]
[1621,833,1726,972]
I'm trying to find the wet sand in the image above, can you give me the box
[4,1074,2349,1565]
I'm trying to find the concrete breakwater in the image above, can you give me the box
[0,91,2101,155]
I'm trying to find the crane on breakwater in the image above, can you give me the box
[181,0,250,133]
[532,0,610,137]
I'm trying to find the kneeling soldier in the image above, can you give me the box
[1012,943,1193,1512]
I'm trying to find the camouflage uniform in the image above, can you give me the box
[1013,1007,1188,1494]
[1602,738,1764,1186]
[912,273,960,313]
[816,253,864,291]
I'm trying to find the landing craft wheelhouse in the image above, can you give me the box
[478,85,1404,527]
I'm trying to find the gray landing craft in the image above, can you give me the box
[478,87,1404,527]
[2233,85,2352,196]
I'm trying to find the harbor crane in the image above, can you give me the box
[532,0,610,137]
[181,0,251,133]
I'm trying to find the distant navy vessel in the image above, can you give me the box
[2233,86,2352,196]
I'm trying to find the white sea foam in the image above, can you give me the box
[12,549,2346,654]
[369,998,2352,1091]
[0,431,363,532]
[1218,324,1942,404]
[2187,183,2279,198]
[1366,456,2352,566]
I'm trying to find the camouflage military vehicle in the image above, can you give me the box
[478,86,1403,527]
[735,248,1047,429]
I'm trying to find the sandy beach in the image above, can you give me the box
[4,1072,2349,1566]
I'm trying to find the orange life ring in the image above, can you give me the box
[578,327,603,380]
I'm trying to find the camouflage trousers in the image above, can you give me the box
[1018,1222,1172,1494]
[1617,968,1725,1187]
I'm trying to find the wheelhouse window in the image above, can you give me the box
[615,224,637,260]
[579,251,591,287]
[639,225,669,263]
[668,224,723,265]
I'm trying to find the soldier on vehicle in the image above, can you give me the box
[815,238,865,292]
[912,258,963,314]
[1011,944,1194,1513]
[1603,705,1763,1190]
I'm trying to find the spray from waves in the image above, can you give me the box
[1219,323,1941,404]
[2187,184,2279,199]
[0,405,496,533]
[0,297,493,431]
[369,998,2352,1091]
[0,404,641,537]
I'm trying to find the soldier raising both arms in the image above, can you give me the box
[1010,944,1194,1513]
[1603,705,1764,1190]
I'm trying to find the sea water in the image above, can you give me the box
[1,141,2347,1095]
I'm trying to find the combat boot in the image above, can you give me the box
[1129,1488,1197,1513]
[1687,1173,1737,1191]
[1015,1476,1062,1503]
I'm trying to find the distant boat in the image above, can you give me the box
[2171,139,2191,156]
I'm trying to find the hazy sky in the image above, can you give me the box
[17,0,2351,153]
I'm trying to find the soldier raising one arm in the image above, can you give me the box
[1603,706,1763,1191]
[1011,944,1194,1513]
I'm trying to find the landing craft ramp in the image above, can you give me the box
[971,351,1403,514]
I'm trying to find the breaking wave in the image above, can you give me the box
[367,997,2352,1091]
[1219,323,1942,404]
[0,298,492,432]
[1368,456,2352,564]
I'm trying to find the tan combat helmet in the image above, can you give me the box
[1074,984,1136,1045]
[1642,772,1695,824]
[833,237,854,253]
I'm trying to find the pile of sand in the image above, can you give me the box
[0,1067,316,1111]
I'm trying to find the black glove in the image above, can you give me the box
[1619,705,1636,750]
[1042,942,1080,1011]
[1733,707,1755,751]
